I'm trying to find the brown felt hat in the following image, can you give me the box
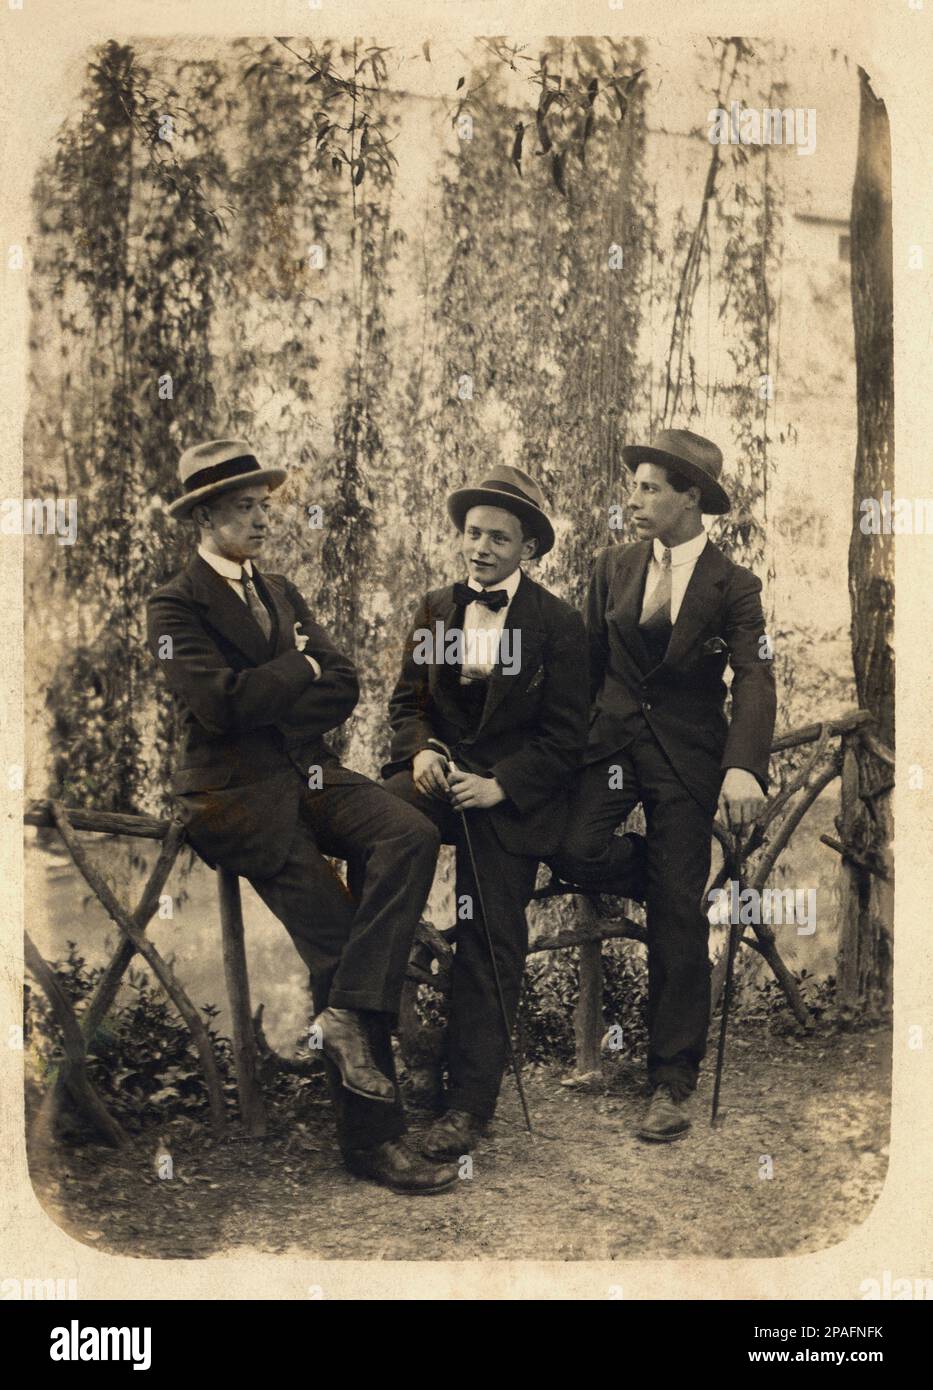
[447,464,555,556]
[622,428,731,515]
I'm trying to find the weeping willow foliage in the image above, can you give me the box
[25,36,782,818]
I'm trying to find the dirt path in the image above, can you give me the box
[29,1023,890,1262]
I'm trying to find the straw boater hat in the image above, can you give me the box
[168,439,286,519]
[621,428,731,516]
[447,464,555,557]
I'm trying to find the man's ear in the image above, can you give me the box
[521,535,539,562]
[192,502,212,530]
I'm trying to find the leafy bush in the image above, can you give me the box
[26,941,843,1142]
[24,941,327,1135]
[25,942,235,1131]
[737,969,839,1031]
[517,944,840,1065]
[518,940,650,1065]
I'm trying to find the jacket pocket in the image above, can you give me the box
[173,766,235,794]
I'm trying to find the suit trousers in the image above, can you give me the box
[383,771,539,1122]
[550,723,713,1099]
[247,773,441,1153]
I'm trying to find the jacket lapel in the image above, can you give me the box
[187,555,272,667]
[477,572,542,731]
[610,541,654,672]
[659,540,729,671]
[429,588,463,701]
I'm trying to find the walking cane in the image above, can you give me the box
[426,738,535,1137]
[710,821,759,1126]
[710,915,741,1126]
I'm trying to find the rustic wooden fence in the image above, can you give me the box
[23,706,889,1147]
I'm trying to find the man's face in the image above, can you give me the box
[461,505,535,587]
[197,485,271,562]
[629,463,698,544]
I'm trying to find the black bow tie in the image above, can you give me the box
[453,581,509,612]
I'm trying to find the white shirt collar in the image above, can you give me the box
[198,544,254,582]
[466,566,522,600]
[653,531,707,567]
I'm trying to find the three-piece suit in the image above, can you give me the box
[551,537,777,1097]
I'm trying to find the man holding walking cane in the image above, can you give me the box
[382,466,589,1160]
[549,430,776,1143]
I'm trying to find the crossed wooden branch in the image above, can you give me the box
[26,804,223,1147]
[517,709,886,1075]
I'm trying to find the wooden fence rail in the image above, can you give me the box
[22,706,889,1142]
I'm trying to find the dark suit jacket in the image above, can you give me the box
[585,539,776,811]
[147,554,365,880]
[382,572,589,857]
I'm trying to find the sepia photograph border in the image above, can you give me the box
[0,0,930,1301]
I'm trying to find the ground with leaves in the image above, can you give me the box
[29,1021,889,1263]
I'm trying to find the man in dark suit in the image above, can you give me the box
[550,430,776,1142]
[147,438,457,1194]
[383,466,589,1159]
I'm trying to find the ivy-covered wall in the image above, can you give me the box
[24,35,850,823]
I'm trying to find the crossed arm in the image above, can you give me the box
[146,581,359,739]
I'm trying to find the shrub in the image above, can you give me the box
[25,942,330,1134]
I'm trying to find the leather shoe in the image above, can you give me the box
[636,1084,690,1143]
[343,1139,458,1195]
[311,1007,395,1103]
[419,1108,487,1161]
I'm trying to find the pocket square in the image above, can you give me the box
[701,636,729,655]
[527,668,545,692]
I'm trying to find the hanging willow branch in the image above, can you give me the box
[661,37,748,424]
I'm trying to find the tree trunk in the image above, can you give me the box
[837,68,894,1016]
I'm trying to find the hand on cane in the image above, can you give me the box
[448,765,506,811]
[412,749,451,800]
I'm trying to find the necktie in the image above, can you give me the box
[241,571,272,640]
[640,548,672,630]
[453,580,509,612]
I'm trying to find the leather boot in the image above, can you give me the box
[311,1007,395,1103]
[419,1108,488,1161]
[636,1084,690,1142]
[343,1138,458,1195]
